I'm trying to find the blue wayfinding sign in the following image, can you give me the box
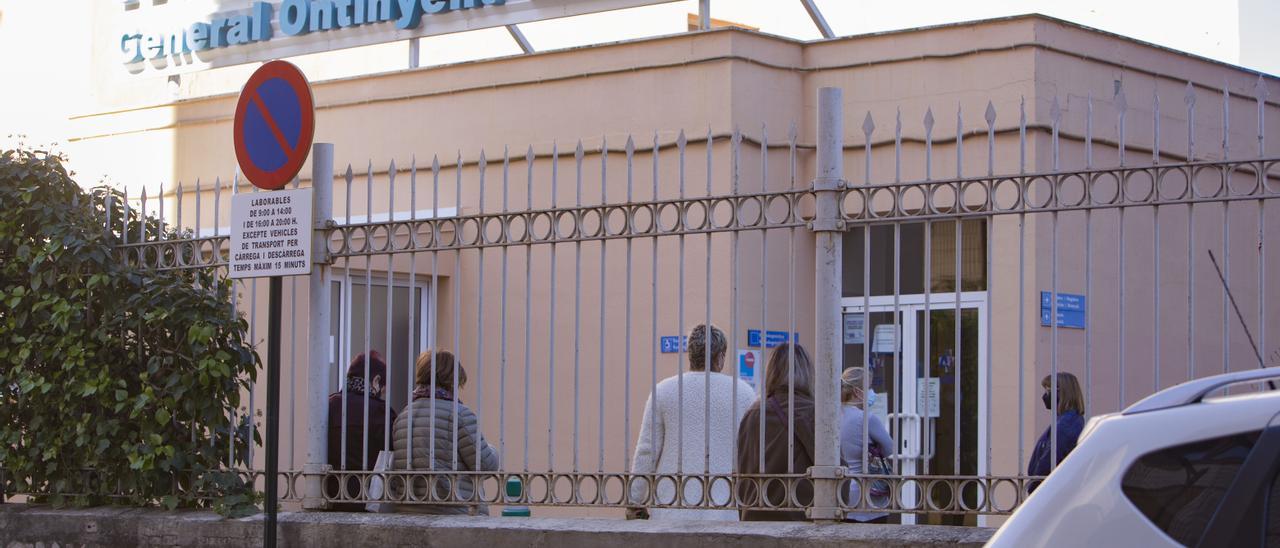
[747,330,801,349]
[1040,291,1086,329]
[659,336,688,353]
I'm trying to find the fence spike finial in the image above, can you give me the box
[862,111,875,138]
[410,155,418,214]
[1019,96,1027,174]
[894,107,903,182]
[388,159,397,185]
[1153,88,1162,163]
[677,129,687,149]
[574,140,583,161]
[1256,75,1269,157]
[1086,92,1094,166]
[787,122,797,144]
[344,164,354,185]
[1050,95,1062,125]
[625,134,635,154]
[1222,79,1231,158]
[1116,86,1128,166]
[923,107,935,135]
[479,149,488,170]
[525,145,533,165]
[985,101,997,176]
[956,102,965,176]
[432,154,439,173]
[1185,82,1197,160]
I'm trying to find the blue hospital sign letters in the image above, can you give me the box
[122,0,505,64]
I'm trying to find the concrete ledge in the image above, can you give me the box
[0,504,994,547]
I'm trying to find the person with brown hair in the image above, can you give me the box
[389,349,499,515]
[735,343,816,521]
[1027,372,1086,492]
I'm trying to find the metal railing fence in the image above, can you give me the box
[6,82,1280,523]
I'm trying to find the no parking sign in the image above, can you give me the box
[233,60,315,190]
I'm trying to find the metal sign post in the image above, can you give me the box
[230,59,316,548]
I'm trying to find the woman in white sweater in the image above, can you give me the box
[628,324,757,521]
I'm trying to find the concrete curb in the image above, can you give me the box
[1,504,994,547]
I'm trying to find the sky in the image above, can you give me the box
[0,0,1271,160]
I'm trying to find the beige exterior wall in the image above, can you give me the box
[74,15,1280,517]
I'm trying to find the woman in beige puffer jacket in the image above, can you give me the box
[390,350,499,515]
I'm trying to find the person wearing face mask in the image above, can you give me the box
[1026,372,1085,494]
[839,367,896,523]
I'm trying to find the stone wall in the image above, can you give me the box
[0,505,993,548]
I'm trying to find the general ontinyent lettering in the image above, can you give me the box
[122,0,506,64]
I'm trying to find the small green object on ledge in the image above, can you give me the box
[502,477,531,517]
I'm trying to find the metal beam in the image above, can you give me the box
[506,24,534,54]
[799,0,835,39]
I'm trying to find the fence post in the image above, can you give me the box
[809,87,845,522]
[303,143,334,510]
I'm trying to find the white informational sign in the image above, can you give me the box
[872,324,899,354]
[917,377,940,418]
[843,314,864,345]
[230,188,313,278]
[737,349,761,389]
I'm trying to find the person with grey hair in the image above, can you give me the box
[627,324,757,521]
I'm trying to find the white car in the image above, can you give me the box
[988,368,1280,548]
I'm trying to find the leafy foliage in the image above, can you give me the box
[0,148,260,516]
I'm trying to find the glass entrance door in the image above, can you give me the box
[842,294,987,525]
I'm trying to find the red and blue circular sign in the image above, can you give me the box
[233,60,315,190]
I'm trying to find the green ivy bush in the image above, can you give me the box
[0,147,261,516]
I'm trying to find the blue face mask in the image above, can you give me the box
[866,388,878,407]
